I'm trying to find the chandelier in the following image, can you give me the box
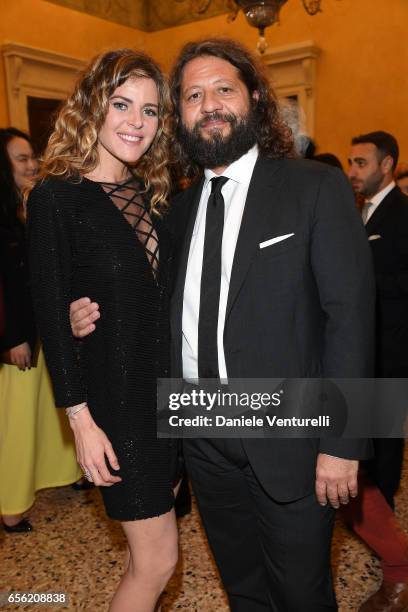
[175,0,330,53]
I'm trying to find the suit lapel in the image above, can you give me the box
[171,157,286,366]
[365,187,398,235]
[226,157,285,319]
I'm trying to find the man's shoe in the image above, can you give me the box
[359,581,408,611]
[3,518,33,533]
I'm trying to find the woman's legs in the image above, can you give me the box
[109,507,178,612]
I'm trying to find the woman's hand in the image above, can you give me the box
[68,406,122,487]
[4,342,32,370]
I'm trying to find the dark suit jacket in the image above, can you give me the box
[169,156,375,502]
[0,220,37,353]
[365,185,408,376]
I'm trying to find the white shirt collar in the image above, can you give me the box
[367,180,396,207]
[203,144,259,190]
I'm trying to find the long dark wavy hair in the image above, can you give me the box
[169,38,294,177]
[0,127,32,226]
[38,49,173,214]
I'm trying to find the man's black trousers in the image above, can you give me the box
[183,438,337,612]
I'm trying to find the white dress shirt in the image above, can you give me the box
[182,145,259,381]
[364,180,396,224]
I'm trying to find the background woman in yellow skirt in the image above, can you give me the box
[0,127,80,532]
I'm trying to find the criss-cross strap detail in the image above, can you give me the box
[99,177,159,277]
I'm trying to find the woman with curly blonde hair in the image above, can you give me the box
[27,49,179,611]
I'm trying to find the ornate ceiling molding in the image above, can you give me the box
[44,0,231,31]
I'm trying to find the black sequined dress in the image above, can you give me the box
[27,175,177,520]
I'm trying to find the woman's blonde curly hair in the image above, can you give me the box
[38,49,172,214]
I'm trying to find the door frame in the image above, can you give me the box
[2,42,86,132]
[262,40,320,138]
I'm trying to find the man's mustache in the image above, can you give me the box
[194,112,237,129]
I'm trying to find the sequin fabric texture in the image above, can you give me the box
[27,176,176,520]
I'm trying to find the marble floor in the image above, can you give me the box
[1,457,407,612]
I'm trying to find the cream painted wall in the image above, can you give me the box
[1,0,407,164]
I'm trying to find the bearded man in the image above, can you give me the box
[348,131,408,511]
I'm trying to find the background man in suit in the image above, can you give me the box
[70,39,374,611]
[348,131,408,510]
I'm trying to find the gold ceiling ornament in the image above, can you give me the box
[44,0,334,34]
[302,0,323,15]
[234,0,333,53]
[178,0,337,54]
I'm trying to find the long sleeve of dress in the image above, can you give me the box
[27,182,87,408]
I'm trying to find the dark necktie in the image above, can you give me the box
[197,176,229,379]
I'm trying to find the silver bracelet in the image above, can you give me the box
[65,402,87,419]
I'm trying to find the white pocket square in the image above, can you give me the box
[259,233,295,249]
[368,234,381,241]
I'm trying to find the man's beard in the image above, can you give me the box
[177,110,257,170]
[351,170,384,198]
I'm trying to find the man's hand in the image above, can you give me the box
[3,342,32,370]
[315,453,358,509]
[70,297,100,338]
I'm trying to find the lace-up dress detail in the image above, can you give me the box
[27,175,177,522]
[99,178,159,280]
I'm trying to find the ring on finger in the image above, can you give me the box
[83,468,93,482]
